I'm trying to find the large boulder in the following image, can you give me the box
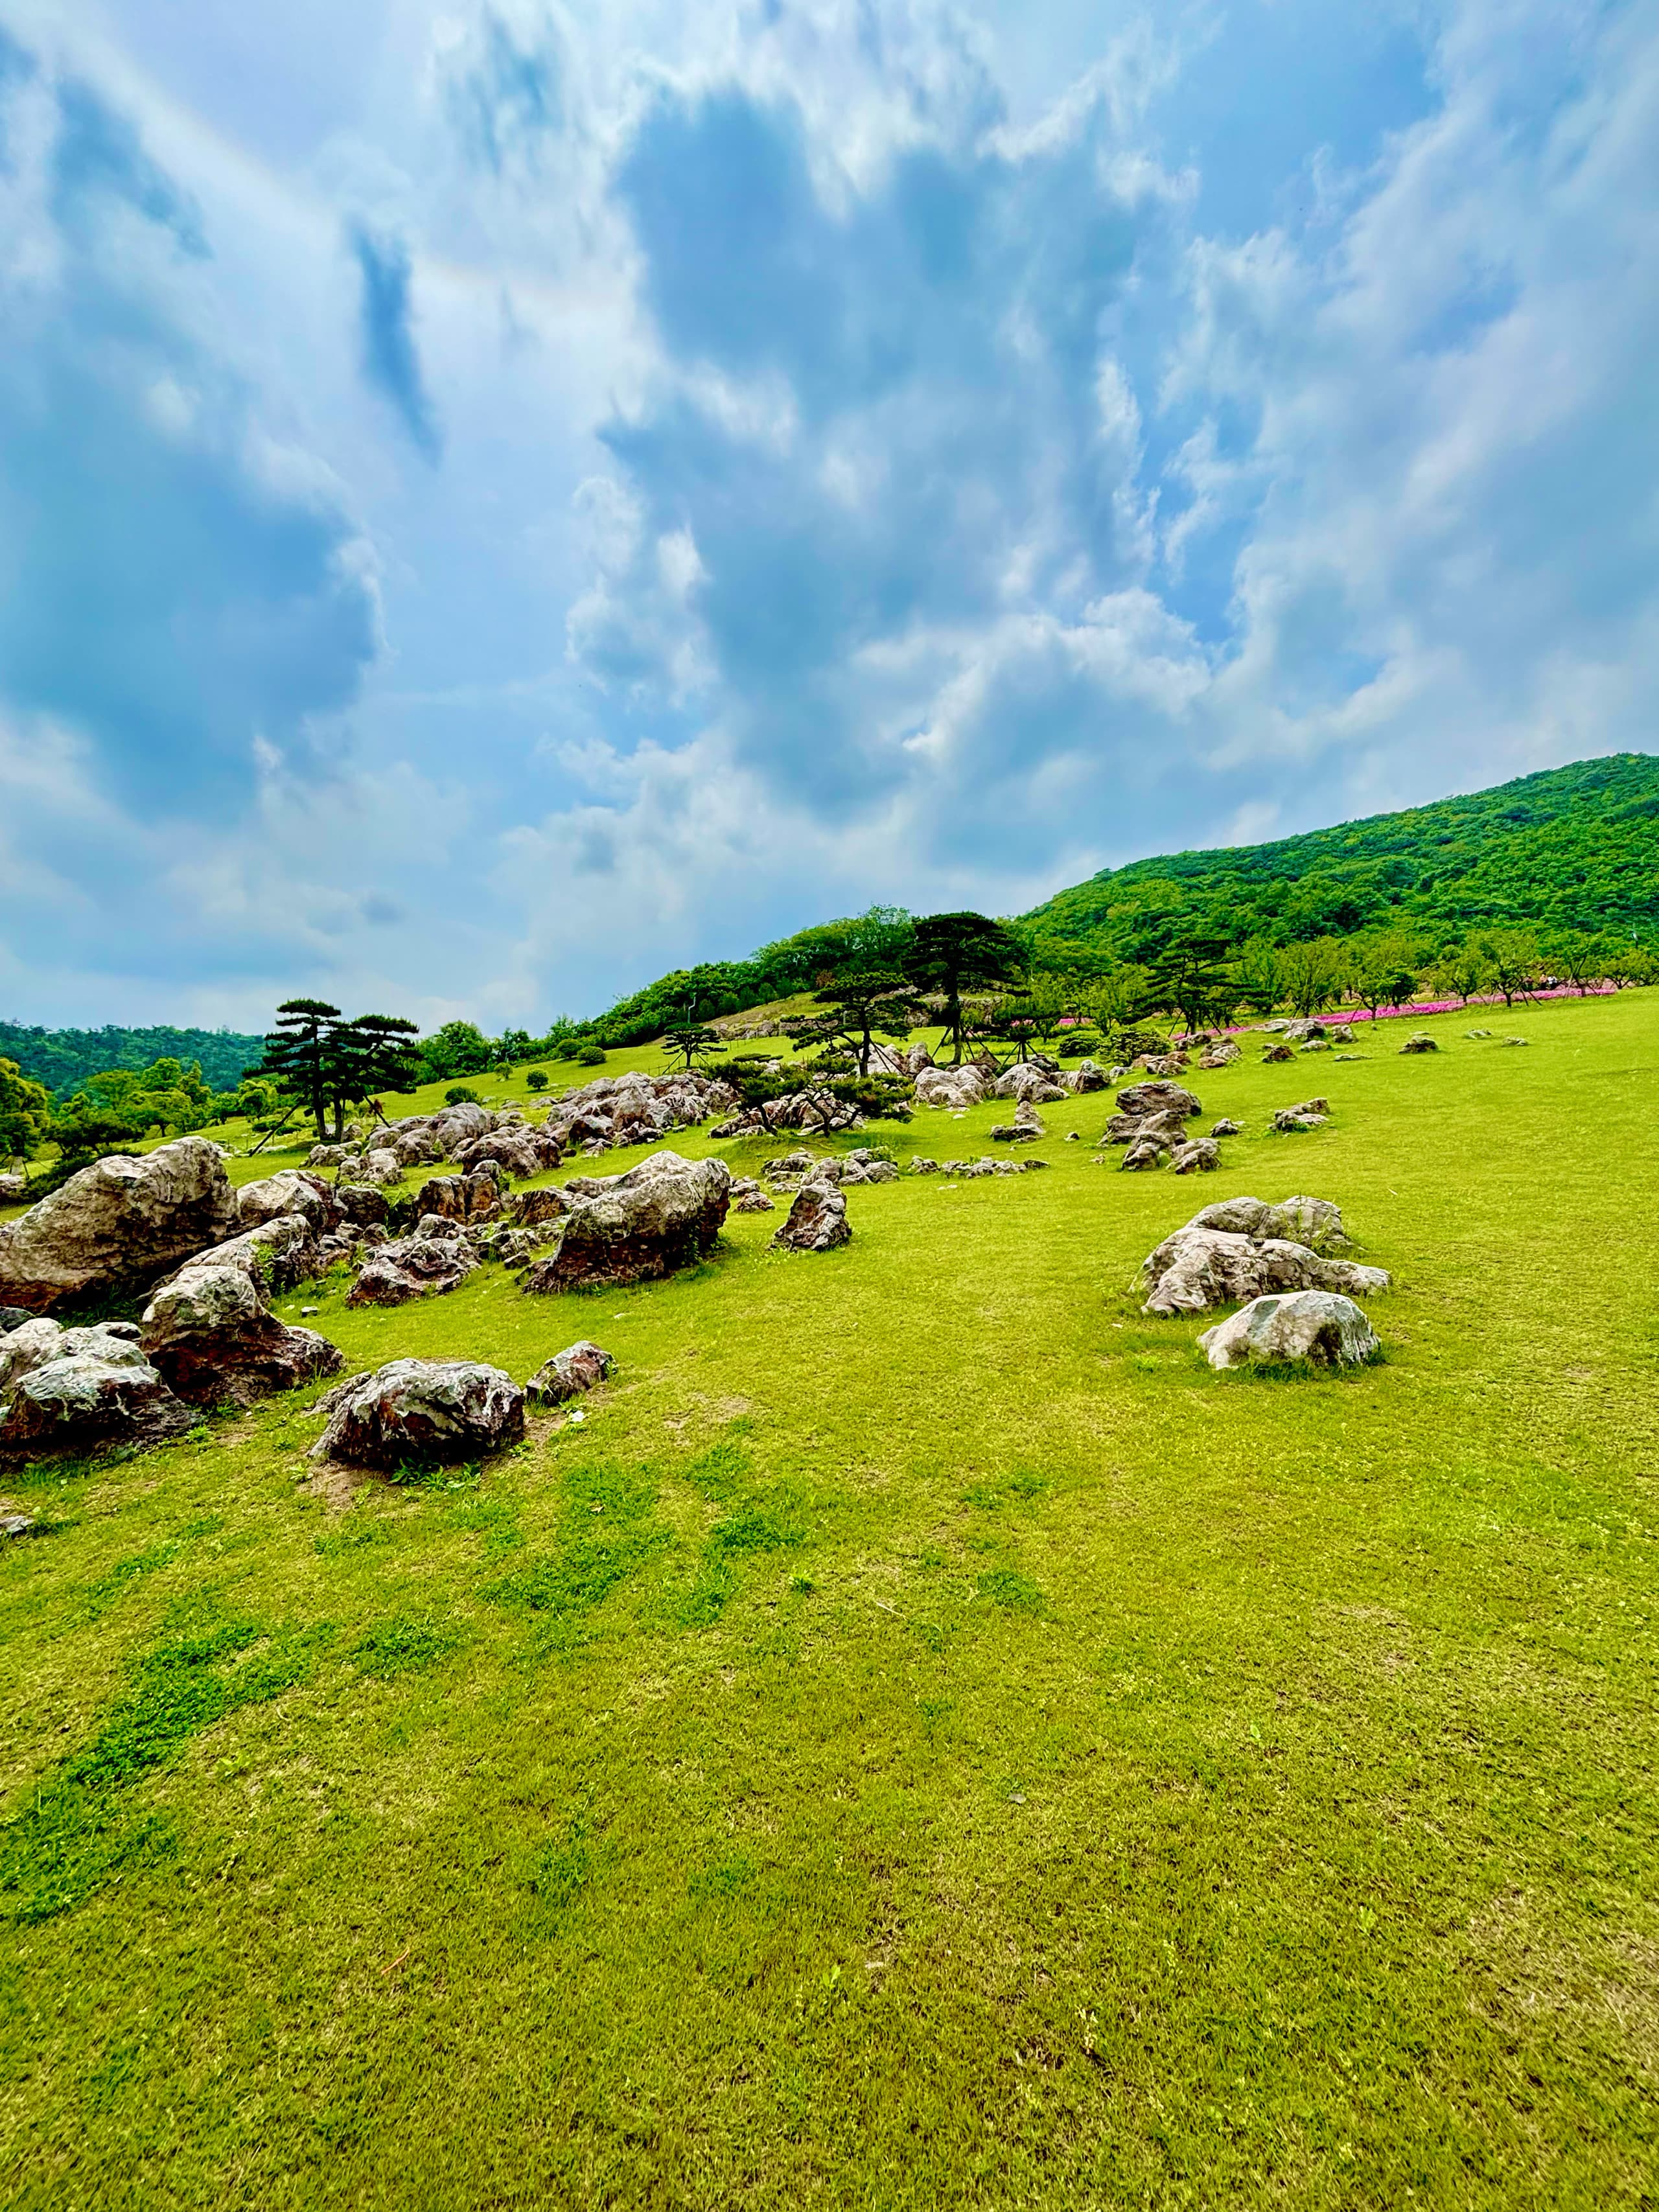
[1198,1290,1380,1371]
[456,1127,563,1179]
[347,1220,481,1308]
[237,1169,334,1231]
[520,1152,731,1294]
[993,1062,1067,1104]
[1115,1080,1202,1123]
[1183,1195,1352,1252]
[0,1172,29,1204]
[1272,1099,1331,1133]
[505,1185,571,1228]
[0,1136,237,1314]
[159,1213,323,1298]
[309,1359,524,1469]
[1141,1228,1390,1317]
[419,1166,505,1224]
[526,1341,615,1406]
[0,1318,204,1458]
[140,1263,342,1408]
[1198,1039,1241,1070]
[913,1064,992,1110]
[771,1180,850,1253]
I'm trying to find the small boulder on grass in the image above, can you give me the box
[1400,1033,1439,1054]
[1171,1138,1220,1174]
[772,1181,850,1252]
[310,1358,524,1469]
[526,1342,614,1406]
[1198,1290,1380,1371]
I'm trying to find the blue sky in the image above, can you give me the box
[1,0,1654,1031]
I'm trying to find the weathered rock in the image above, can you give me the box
[419,1166,505,1224]
[1070,1060,1109,1092]
[1120,1135,1169,1171]
[160,1213,323,1299]
[1500,1036,1529,1047]
[0,1136,237,1314]
[1129,1053,1189,1076]
[1,1306,32,1333]
[0,1344,204,1457]
[1141,1227,1390,1317]
[358,1148,405,1187]
[1172,1139,1220,1173]
[141,1262,342,1408]
[1198,1290,1380,1371]
[734,1190,775,1213]
[237,1169,334,1231]
[771,1181,850,1252]
[456,1127,563,1180]
[347,1222,482,1308]
[334,1180,390,1226]
[505,1185,571,1229]
[1400,1033,1439,1054]
[909,1158,940,1174]
[0,1172,29,1204]
[309,1359,524,1469]
[306,1143,353,1170]
[1211,1118,1243,1137]
[914,1065,993,1110]
[1271,1098,1331,1133]
[1115,1080,1202,1123]
[526,1340,615,1406]
[989,1112,1044,1143]
[993,1062,1067,1105]
[520,1152,731,1293]
[1465,1028,1493,1040]
[1,1318,146,1394]
[1183,1195,1351,1251]
[1198,1040,1242,1069]
[1261,1042,1295,1064]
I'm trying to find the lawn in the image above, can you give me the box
[2,995,1657,2209]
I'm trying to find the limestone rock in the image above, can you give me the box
[1501,1036,1529,1047]
[734,1190,775,1212]
[520,1152,730,1293]
[1399,1033,1439,1054]
[1198,1040,1241,1070]
[0,1136,237,1314]
[913,1065,993,1110]
[335,1181,389,1226]
[526,1341,615,1406]
[909,1158,940,1174]
[1141,1227,1390,1317]
[1211,1118,1243,1137]
[159,1213,323,1299]
[310,1359,524,1469]
[347,1220,482,1308]
[237,1169,334,1231]
[1115,1080,1202,1123]
[506,1185,571,1229]
[1198,1290,1380,1371]
[1183,1195,1352,1252]
[456,1126,563,1180]
[1171,1138,1220,1173]
[1261,1042,1295,1064]
[0,1336,203,1458]
[1,1318,146,1393]
[419,1166,505,1224]
[1120,1134,1169,1170]
[140,1261,342,1409]
[771,1181,850,1252]
[0,1172,29,1204]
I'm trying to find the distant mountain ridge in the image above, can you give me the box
[0,1023,265,1099]
[1021,752,1659,958]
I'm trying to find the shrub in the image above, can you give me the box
[576,1045,607,1067]
[444,1084,482,1107]
[526,1070,548,1092]
[1055,1031,1100,1059]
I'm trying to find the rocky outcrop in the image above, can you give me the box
[990,1100,1045,1143]
[160,1213,323,1299]
[1211,1118,1244,1137]
[347,1219,481,1308]
[541,1071,736,1157]
[526,1340,615,1406]
[771,1180,850,1252]
[1261,1042,1295,1064]
[0,1318,203,1458]
[309,1359,524,1469]
[992,1061,1068,1105]
[734,1190,775,1213]
[521,1152,730,1294]
[456,1126,563,1179]
[0,1137,237,1314]
[1141,1227,1390,1318]
[419,1165,505,1224]
[1198,1290,1380,1371]
[909,1158,940,1174]
[913,1064,993,1110]
[334,1181,390,1226]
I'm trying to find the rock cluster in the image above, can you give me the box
[989,1099,1045,1143]
[546,1071,736,1155]
[1140,1194,1389,1317]
[348,1217,482,1308]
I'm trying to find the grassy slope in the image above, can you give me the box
[2,999,1658,2207]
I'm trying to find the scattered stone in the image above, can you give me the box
[309,1358,525,1469]
[1332,1053,1364,1062]
[992,1061,1067,1105]
[334,1181,390,1226]
[1272,1106,1330,1134]
[0,1172,29,1204]
[2,1512,38,1538]
[347,1220,482,1309]
[1115,1080,1202,1123]
[1198,1290,1380,1371]
[990,1101,1045,1143]
[456,1126,563,1180]
[1501,1036,1529,1047]
[1070,1060,1109,1092]
[1120,1135,1170,1171]
[1141,1227,1389,1318]
[505,1185,571,1229]
[1065,1131,1080,1142]
[0,1136,237,1315]
[734,1190,775,1213]
[0,1334,204,1458]
[909,1158,940,1174]
[1399,1033,1439,1054]
[1,1307,31,1333]
[1171,1139,1220,1174]
[1183,1195,1352,1251]
[419,1166,506,1225]
[1198,1040,1241,1070]
[237,1169,335,1231]
[771,1181,850,1252]
[1465,1029,1493,1040]
[161,1213,324,1300]
[521,1152,731,1293]
[526,1341,615,1406]
[1211,1118,1243,1137]
[1261,1042,1295,1064]
[1299,1038,1329,1054]
[913,1064,993,1110]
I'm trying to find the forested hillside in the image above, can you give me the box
[0,1024,264,1099]
[1021,753,1659,960]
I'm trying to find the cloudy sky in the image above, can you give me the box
[1,0,1654,1032]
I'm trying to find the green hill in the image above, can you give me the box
[0,1023,265,1099]
[1021,752,1659,960]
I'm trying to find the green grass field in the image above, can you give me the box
[3,995,1657,2208]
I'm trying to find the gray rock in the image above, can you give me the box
[1500,1036,1529,1047]
[1141,1226,1391,1317]
[309,1358,525,1469]
[335,1181,389,1226]
[0,1349,204,1458]
[2,1512,38,1538]
[159,1213,323,1299]
[1120,1135,1170,1171]
[505,1184,571,1229]
[909,1158,940,1174]
[1115,1080,1202,1122]
[1271,1099,1331,1134]
[140,1261,342,1408]
[1171,1138,1220,1174]
[734,1191,775,1213]
[456,1127,563,1180]
[1198,1290,1380,1371]
[237,1169,334,1231]
[419,1166,505,1225]
[1,1306,34,1333]
[1399,1033,1439,1054]
[347,1224,482,1309]
[526,1341,615,1406]
[771,1181,850,1252]
[0,1136,237,1314]
[1210,1118,1243,1137]
[521,1152,731,1293]
[1182,1194,1352,1251]
[1261,1042,1295,1064]
[0,1172,29,1204]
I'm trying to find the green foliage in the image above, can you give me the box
[0,1023,264,1098]
[525,1070,549,1092]
[443,1085,482,1107]
[0,1055,51,1163]
[257,1002,421,1141]
[419,1021,494,1082]
[903,911,1025,1064]
[1023,752,1659,959]
[576,1044,607,1067]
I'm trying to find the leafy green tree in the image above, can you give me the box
[257,1003,420,1141]
[1545,931,1616,996]
[419,1020,493,1082]
[1147,936,1235,1034]
[1433,942,1490,1006]
[662,1018,726,1073]
[1477,929,1540,1008]
[0,1058,51,1167]
[1279,938,1347,1019]
[1347,933,1422,1019]
[1235,938,1285,1019]
[1075,962,1153,1037]
[904,913,1024,1065]
[526,1070,549,1093]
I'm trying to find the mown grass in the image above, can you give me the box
[2,994,1658,2207]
